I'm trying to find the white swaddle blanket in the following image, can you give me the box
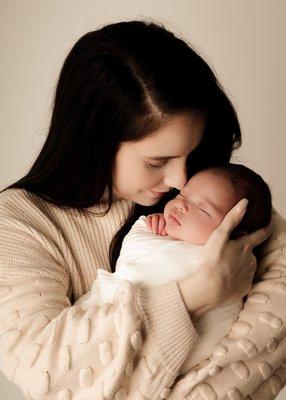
[76,215,243,373]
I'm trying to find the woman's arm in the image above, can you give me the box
[247,363,286,399]
[0,213,199,400]
[165,207,286,399]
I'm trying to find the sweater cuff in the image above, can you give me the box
[134,280,199,375]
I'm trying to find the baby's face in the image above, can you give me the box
[163,170,238,244]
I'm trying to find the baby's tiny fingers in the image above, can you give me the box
[145,216,153,231]
[158,217,166,235]
[162,227,167,236]
[151,215,160,233]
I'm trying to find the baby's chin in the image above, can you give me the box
[164,230,179,240]
[165,226,190,242]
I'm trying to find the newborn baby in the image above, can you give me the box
[76,163,272,373]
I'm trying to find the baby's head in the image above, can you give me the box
[163,163,272,244]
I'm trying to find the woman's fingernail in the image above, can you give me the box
[235,198,249,213]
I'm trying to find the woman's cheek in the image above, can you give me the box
[141,167,161,187]
[133,168,152,191]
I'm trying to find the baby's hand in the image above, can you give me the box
[145,213,167,236]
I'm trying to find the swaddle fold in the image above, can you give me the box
[97,215,204,303]
[80,215,243,372]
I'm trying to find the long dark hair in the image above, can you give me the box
[1,20,242,272]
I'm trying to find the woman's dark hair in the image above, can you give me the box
[206,163,272,241]
[0,19,242,272]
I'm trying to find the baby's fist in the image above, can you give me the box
[145,213,167,236]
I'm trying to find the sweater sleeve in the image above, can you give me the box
[245,363,286,400]
[165,207,286,400]
[0,213,199,400]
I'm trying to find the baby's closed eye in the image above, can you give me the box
[198,207,211,216]
[178,194,211,217]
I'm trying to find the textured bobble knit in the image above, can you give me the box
[0,188,285,400]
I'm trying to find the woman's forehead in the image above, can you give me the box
[137,114,205,156]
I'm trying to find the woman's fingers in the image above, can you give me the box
[240,218,274,250]
[205,198,249,251]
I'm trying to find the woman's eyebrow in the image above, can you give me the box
[146,155,180,160]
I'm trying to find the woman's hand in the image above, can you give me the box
[145,213,167,236]
[178,199,274,320]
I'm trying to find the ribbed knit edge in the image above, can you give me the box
[134,280,199,376]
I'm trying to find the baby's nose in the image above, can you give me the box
[176,200,188,213]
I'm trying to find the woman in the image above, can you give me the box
[0,20,285,399]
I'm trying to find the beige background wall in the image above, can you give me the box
[0,1,285,398]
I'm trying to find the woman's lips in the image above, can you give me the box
[149,190,167,198]
[168,213,181,225]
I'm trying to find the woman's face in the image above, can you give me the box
[112,112,206,206]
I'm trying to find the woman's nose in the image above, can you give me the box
[164,163,187,190]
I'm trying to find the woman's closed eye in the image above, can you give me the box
[145,161,167,170]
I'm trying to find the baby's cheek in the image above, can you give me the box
[163,202,172,219]
[201,220,219,241]
[183,219,214,244]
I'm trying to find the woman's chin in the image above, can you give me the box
[133,199,159,207]
[133,192,162,206]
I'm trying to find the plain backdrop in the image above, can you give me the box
[0,1,285,399]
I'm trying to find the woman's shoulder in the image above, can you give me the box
[0,188,36,214]
[0,188,78,243]
[0,188,53,220]
[269,206,286,246]
[271,206,286,233]
[0,188,64,245]
[256,206,286,261]
[0,187,134,245]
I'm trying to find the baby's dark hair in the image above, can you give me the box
[206,163,272,240]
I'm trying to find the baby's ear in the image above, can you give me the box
[230,230,247,240]
[237,230,247,236]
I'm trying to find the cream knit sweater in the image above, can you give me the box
[0,188,286,400]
